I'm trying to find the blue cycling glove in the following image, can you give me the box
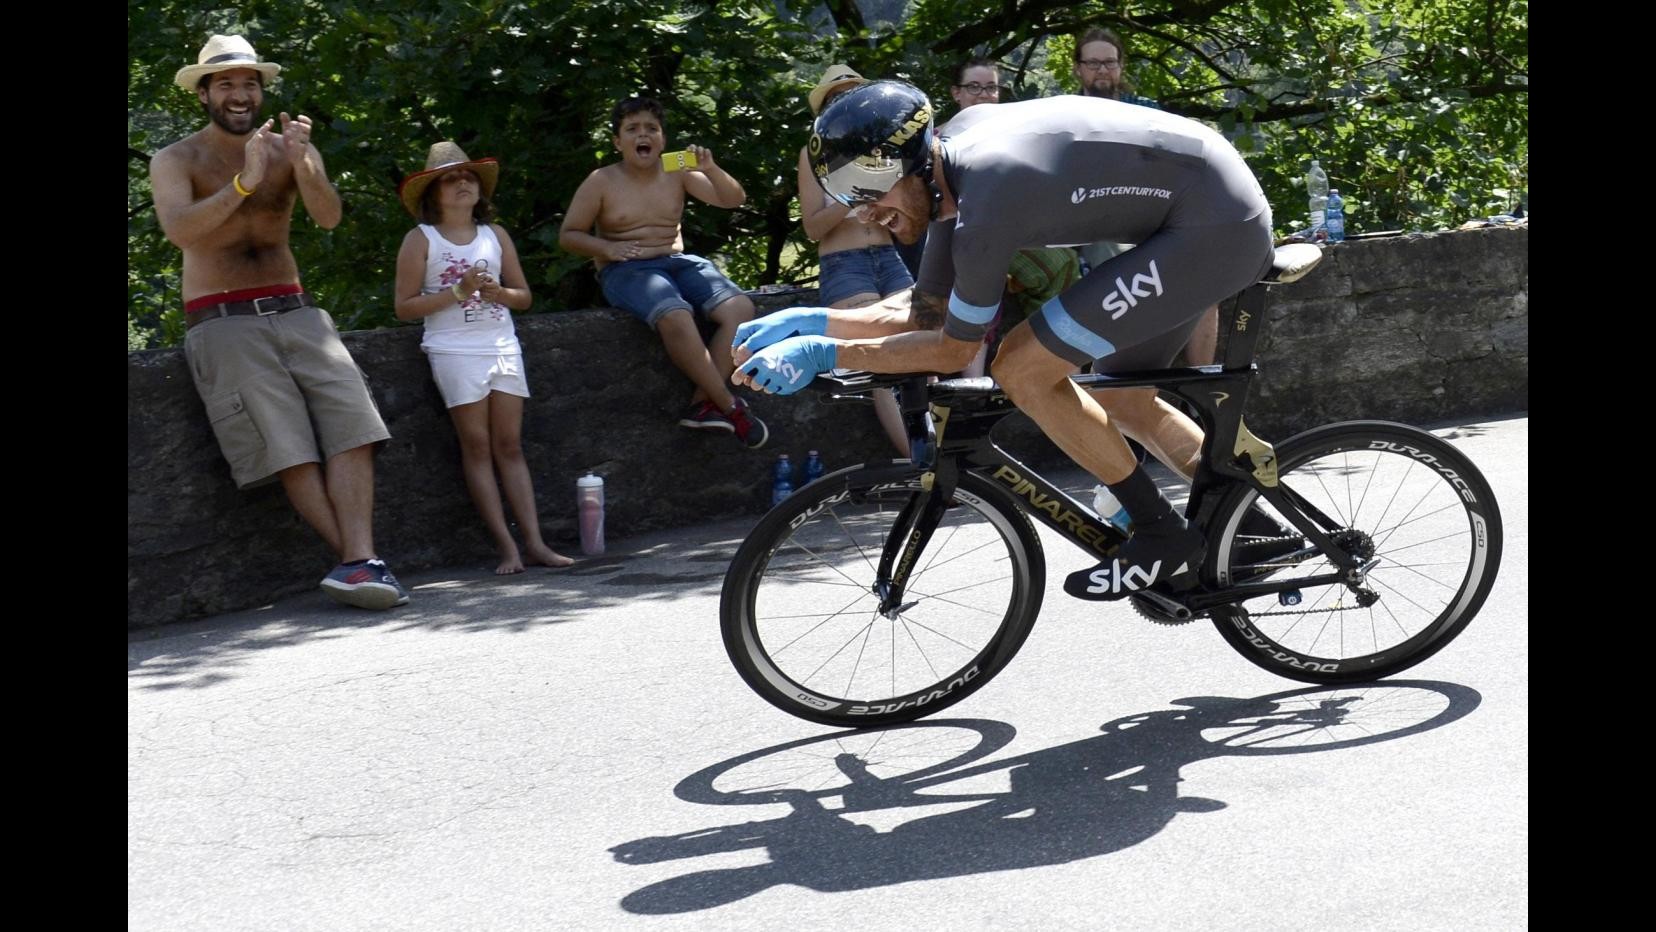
[732,307,830,357]
[737,336,839,395]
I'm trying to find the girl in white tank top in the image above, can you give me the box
[393,141,573,574]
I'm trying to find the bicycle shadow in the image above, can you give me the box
[611,680,1479,914]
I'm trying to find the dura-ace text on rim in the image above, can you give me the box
[721,469,1044,728]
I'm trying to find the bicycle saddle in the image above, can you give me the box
[1265,243,1324,284]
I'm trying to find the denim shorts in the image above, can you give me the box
[599,254,746,328]
[817,245,915,306]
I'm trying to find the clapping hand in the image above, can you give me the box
[277,112,314,163]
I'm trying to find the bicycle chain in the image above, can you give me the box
[1246,604,1368,617]
[1233,533,1309,553]
[1231,531,1377,618]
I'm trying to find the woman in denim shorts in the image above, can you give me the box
[797,64,915,311]
[797,65,918,452]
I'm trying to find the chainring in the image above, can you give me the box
[1130,592,1200,626]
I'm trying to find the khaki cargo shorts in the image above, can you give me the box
[184,305,390,489]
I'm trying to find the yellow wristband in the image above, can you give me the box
[451,282,467,302]
[232,173,255,197]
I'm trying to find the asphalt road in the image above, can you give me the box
[129,414,1528,931]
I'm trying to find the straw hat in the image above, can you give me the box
[808,64,867,115]
[396,142,501,218]
[174,35,281,91]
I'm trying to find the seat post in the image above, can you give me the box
[1221,284,1270,371]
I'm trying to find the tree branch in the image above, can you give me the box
[935,0,1235,55]
[823,0,867,40]
[1175,81,1527,122]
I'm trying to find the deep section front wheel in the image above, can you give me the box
[721,464,1045,727]
[1207,421,1503,683]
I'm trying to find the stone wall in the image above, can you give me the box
[127,226,1527,628]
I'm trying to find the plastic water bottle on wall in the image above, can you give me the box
[1325,189,1346,243]
[1306,160,1329,241]
[1091,485,1132,532]
[772,454,794,506]
[802,450,826,486]
[577,473,605,556]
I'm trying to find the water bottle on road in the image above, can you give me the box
[772,454,794,506]
[577,473,605,556]
[802,450,826,487]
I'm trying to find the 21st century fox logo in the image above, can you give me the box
[1071,184,1174,205]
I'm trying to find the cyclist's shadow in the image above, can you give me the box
[612,681,1479,914]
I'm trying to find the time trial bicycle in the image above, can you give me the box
[719,244,1503,728]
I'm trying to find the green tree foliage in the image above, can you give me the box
[129,0,1526,348]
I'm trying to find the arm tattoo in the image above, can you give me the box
[911,290,948,331]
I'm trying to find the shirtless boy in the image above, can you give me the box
[149,34,408,610]
[559,97,767,448]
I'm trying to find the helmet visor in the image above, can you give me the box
[817,152,905,207]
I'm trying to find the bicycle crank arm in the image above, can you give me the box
[1134,588,1194,622]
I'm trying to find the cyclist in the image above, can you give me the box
[732,80,1274,600]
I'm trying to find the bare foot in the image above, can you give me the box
[524,544,576,569]
[496,553,525,575]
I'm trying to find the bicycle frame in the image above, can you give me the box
[830,282,1363,620]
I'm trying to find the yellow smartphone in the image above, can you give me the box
[660,150,699,172]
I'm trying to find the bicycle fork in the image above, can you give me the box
[873,458,960,618]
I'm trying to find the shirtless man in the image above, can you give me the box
[149,34,408,610]
[559,97,767,448]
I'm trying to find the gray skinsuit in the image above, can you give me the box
[917,96,1274,370]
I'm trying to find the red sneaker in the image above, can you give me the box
[725,397,769,450]
[677,401,734,433]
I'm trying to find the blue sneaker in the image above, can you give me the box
[320,559,408,610]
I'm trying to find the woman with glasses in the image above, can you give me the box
[949,57,1002,112]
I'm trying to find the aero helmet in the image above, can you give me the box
[808,80,935,206]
